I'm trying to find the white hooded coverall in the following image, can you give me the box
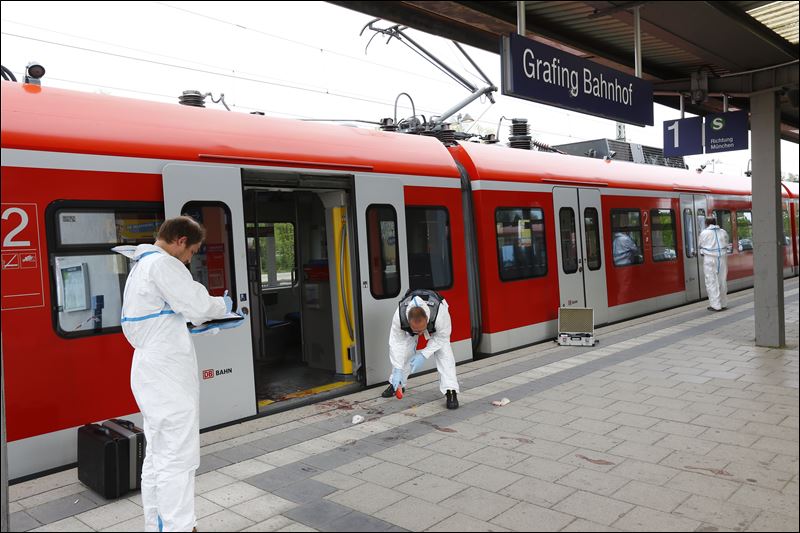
[387,296,459,394]
[116,244,227,532]
[698,224,730,310]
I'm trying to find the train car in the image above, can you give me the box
[1,82,475,478]
[449,142,797,353]
[2,81,797,480]
[783,181,799,276]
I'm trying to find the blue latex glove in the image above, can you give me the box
[390,367,403,389]
[223,290,233,313]
[409,352,426,374]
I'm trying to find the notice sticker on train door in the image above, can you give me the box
[1,203,45,310]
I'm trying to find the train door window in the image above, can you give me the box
[683,208,697,258]
[783,208,791,247]
[366,204,401,299]
[713,210,734,254]
[697,208,707,233]
[610,209,644,267]
[584,208,601,270]
[736,211,753,253]
[650,209,677,262]
[182,203,236,300]
[559,208,578,274]
[495,207,547,281]
[47,203,164,338]
[247,222,296,288]
[796,204,799,248]
[405,207,452,290]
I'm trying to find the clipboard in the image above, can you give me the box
[186,312,245,329]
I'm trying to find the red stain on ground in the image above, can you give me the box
[575,454,615,466]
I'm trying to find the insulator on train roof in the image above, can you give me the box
[437,129,456,145]
[421,128,457,146]
[179,90,207,108]
[379,117,398,132]
[508,118,532,150]
[509,118,530,136]
[482,134,499,144]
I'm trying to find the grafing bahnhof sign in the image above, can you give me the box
[502,33,654,127]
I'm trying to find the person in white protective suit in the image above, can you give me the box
[114,216,242,532]
[382,289,460,409]
[698,215,730,311]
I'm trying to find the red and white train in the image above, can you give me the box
[2,82,798,479]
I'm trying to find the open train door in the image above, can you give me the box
[162,163,257,427]
[552,187,608,325]
[354,174,409,386]
[680,194,708,302]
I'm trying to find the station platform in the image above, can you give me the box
[9,278,798,532]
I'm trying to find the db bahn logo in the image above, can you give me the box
[202,368,233,380]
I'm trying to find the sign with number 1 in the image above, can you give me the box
[663,116,704,157]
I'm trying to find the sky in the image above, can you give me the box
[1,1,798,178]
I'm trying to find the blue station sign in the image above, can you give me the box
[501,33,654,126]
[663,116,704,157]
[705,111,749,153]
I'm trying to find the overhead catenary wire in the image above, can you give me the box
[1,22,612,143]
[151,2,455,87]
[1,31,446,114]
[1,10,621,137]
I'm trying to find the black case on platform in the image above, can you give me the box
[77,423,127,499]
[102,419,145,491]
[77,419,146,499]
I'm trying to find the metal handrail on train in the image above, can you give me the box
[339,218,354,342]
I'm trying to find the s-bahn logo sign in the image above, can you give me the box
[705,111,748,153]
[663,110,748,156]
[501,33,653,126]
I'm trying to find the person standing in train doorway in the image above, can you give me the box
[382,289,460,409]
[115,216,241,532]
[698,215,730,311]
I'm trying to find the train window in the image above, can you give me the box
[713,210,734,254]
[783,208,791,246]
[246,222,296,288]
[366,204,401,299]
[610,209,644,267]
[736,211,753,253]
[182,202,236,301]
[584,208,602,270]
[559,208,578,274]
[495,207,547,281]
[57,209,163,246]
[406,207,452,291]
[47,202,164,338]
[650,209,677,262]
[683,209,697,258]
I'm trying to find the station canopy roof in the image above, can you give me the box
[332,1,800,142]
